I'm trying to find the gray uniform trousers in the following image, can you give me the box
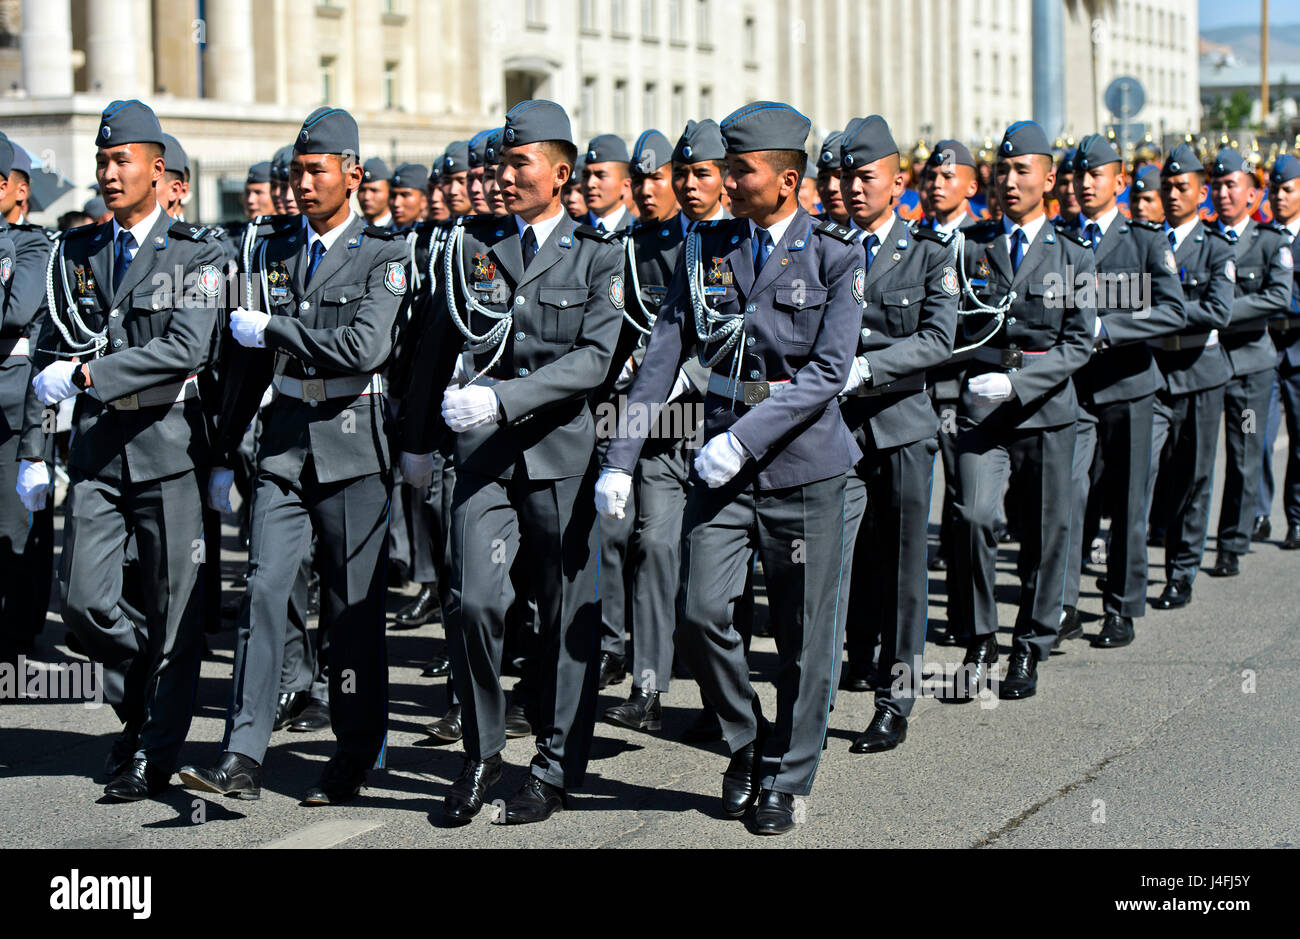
[1218,368,1274,554]
[0,431,53,652]
[61,464,204,772]
[224,457,390,765]
[1256,358,1300,524]
[1148,385,1226,584]
[676,473,849,797]
[446,467,601,789]
[1063,394,1156,616]
[279,546,327,703]
[596,436,634,659]
[627,442,691,694]
[951,409,1077,661]
[838,436,935,717]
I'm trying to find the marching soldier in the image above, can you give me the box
[428,166,451,223]
[834,115,956,751]
[358,157,394,229]
[390,162,430,230]
[1056,135,1185,650]
[563,154,588,221]
[482,129,509,216]
[439,141,472,216]
[180,107,408,805]
[583,135,635,234]
[814,131,850,225]
[1051,147,1080,225]
[598,101,863,835]
[1129,165,1164,225]
[948,121,1096,702]
[1148,145,1235,610]
[156,134,189,220]
[467,129,495,216]
[242,162,274,220]
[0,132,43,667]
[920,140,980,235]
[18,100,225,799]
[270,144,299,216]
[400,99,622,824]
[1208,148,1292,578]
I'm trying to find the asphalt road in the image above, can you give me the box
[2,435,1298,849]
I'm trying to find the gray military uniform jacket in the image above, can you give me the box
[401,211,624,481]
[0,221,37,439]
[841,214,957,450]
[214,213,408,485]
[19,214,224,482]
[1154,221,1235,396]
[957,217,1096,430]
[1222,218,1291,377]
[603,208,863,489]
[1056,216,1186,405]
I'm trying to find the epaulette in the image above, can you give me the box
[170,221,218,241]
[967,218,1004,240]
[10,221,47,232]
[575,224,620,242]
[913,226,952,245]
[1056,227,1090,248]
[1260,220,1289,236]
[1203,221,1234,244]
[814,220,858,243]
[1130,218,1163,232]
[61,222,100,239]
[364,224,399,239]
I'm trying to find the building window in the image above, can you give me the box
[743,16,756,62]
[669,0,683,41]
[581,0,596,30]
[697,0,710,45]
[973,50,982,93]
[583,76,598,123]
[526,0,545,27]
[671,84,685,131]
[700,85,712,118]
[612,0,627,34]
[614,80,628,133]
[319,56,335,105]
[643,82,657,126]
[642,0,657,38]
[383,61,398,109]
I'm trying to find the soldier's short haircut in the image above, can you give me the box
[757,149,808,178]
[140,141,165,163]
[537,140,579,173]
[163,169,184,184]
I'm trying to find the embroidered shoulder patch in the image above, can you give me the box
[1224,260,1236,283]
[941,266,959,296]
[385,261,407,295]
[852,268,865,303]
[196,264,221,297]
[610,274,625,309]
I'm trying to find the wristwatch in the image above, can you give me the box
[71,364,89,390]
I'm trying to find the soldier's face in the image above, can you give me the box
[1053,170,1079,215]
[291,153,362,221]
[672,162,725,221]
[921,163,977,217]
[499,144,570,219]
[467,167,491,214]
[428,184,450,222]
[841,157,904,229]
[1130,190,1164,224]
[483,167,507,215]
[442,172,471,214]
[96,143,165,217]
[274,179,300,215]
[562,180,588,219]
[631,165,678,222]
[391,187,428,226]
[816,169,847,221]
[358,180,390,220]
[995,154,1053,222]
[724,152,797,222]
[583,162,628,217]
[1076,164,1125,216]
[1161,173,1207,225]
[243,182,271,219]
[1211,171,1255,225]
[1270,177,1300,225]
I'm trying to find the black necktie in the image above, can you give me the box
[112,229,134,293]
[305,239,326,286]
[521,226,538,269]
[1223,225,1239,244]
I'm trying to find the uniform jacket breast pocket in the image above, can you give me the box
[125,295,171,343]
[318,283,364,329]
[881,285,924,337]
[773,284,825,345]
[1021,282,1063,328]
[538,286,586,343]
[1235,263,1264,293]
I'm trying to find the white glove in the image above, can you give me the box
[968,372,1014,402]
[694,431,748,488]
[841,356,870,395]
[32,360,81,405]
[441,384,500,433]
[1093,316,1108,347]
[230,308,271,348]
[258,383,275,408]
[595,469,633,519]
[207,467,235,514]
[615,355,637,390]
[665,367,695,404]
[16,459,50,512]
[401,451,435,489]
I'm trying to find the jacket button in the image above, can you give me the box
[515,332,526,341]
[109,309,119,318]
[746,304,756,313]
[113,339,123,348]
[299,301,310,312]
[152,302,160,310]
[560,299,568,307]
[515,296,525,306]
[861,327,871,338]
[749,370,760,379]
[307,367,316,376]
[517,367,529,376]
[746,337,756,346]
[1008,317,1017,325]
[902,298,909,305]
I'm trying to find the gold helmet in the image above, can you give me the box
[910,138,931,165]
[976,137,995,166]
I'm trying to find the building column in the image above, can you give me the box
[86,0,138,98]
[1031,0,1065,139]
[283,0,319,110]
[204,0,256,102]
[20,0,73,97]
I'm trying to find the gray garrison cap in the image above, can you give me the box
[1273,154,1300,184]
[96,99,165,149]
[816,131,843,171]
[999,121,1052,158]
[468,130,495,169]
[246,161,272,184]
[673,120,726,164]
[502,100,574,147]
[161,133,189,177]
[483,128,504,166]
[441,141,470,175]
[1163,143,1203,177]
[392,162,429,191]
[840,115,898,169]
[1074,134,1121,171]
[362,157,392,183]
[0,133,13,177]
[294,107,359,157]
[1210,148,1251,178]
[927,139,975,170]
[720,101,811,154]
[630,130,673,174]
[271,145,294,181]
[586,134,629,165]
[1132,164,1161,192]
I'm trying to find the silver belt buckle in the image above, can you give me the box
[742,381,769,406]
[113,393,139,411]
[1001,349,1023,369]
[301,379,326,406]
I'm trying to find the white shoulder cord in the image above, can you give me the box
[685,228,746,404]
[950,228,1010,355]
[43,234,107,357]
[622,234,654,336]
[442,219,511,383]
[242,216,263,310]
[406,229,421,293]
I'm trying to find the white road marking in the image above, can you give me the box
[258,818,385,849]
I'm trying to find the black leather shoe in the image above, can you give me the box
[1209,551,1240,577]
[103,722,142,780]
[178,751,262,799]
[1092,613,1135,649]
[928,554,948,571]
[930,625,966,647]
[681,706,722,743]
[502,775,565,824]
[424,704,463,743]
[603,687,661,731]
[104,758,171,802]
[288,699,329,732]
[597,652,626,689]
[394,584,439,628]
[950,635,998,702]
[422,654,450,678]
[1057,605,1083,643]
[1283,524,1300,550]
[303,752,368,806]
[999,649,1038,700]
[849,708,907,753]
[751,790,796,835]
[838,664,872,692]
[273,690,310,731]
[721,741,761,818]
[1251,516,1272,542]
[505,703,533,738]
[444,754,502,822]
[1153,579,1192,610]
